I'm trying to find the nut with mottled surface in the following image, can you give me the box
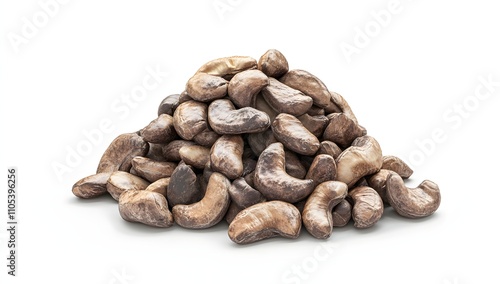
[96,133,149,174]
[323,113,365,149]
[261,78,313,116]
[305,154,337,187]
[196,56,257,79]
[382,156,413,179]
[258,49,289,78]
[228,69,268,108]
[107,171,150,201]
[119,190,174,228]
[166,163,202,207]
[72,172,111,199]
[162,140,195,162]
[210,135,244,180]
[158,94,180,116]
[179,145,211,169]
[173,101,208,140]
[280,69,331,108]
[186,73,228,102]
[272,113,320,156]
[208,99,270,135]
[332,199,351,227]
[349,186,384,228]
[140,114,177,144]
[131,156,177,182]
[145,177,170,197]
[228,177,265,209]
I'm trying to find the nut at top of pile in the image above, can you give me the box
[72,49,441,245]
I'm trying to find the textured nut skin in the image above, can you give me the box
[302,181,348,239]
[332,199,352,227]
[323,113,365,149]
[186,73,228,102]
[228,177,265,209]
[162,140,195,162]
[367,169,394,204]
[166,164,202,207]
[280,69,331,108]
[225,202,243,224]
[106,171,150,201]
[179,145,211,169]
[210,135,244,180]
[297,114,329,138]
[305,154,337,187]
[72,172,111,199]
[254,143,315,203]
[258,49,289,78]
[228,69,269,108]
[317,141,343,159]
[326,91,359,124]
[173,101,208,140]
[131,156,177,182]
[253,93,279,122]
[119,190,173,228]
[228,201,301,244]
[172,172,231,229]
[145,177,170,197]
[196,56,257,78]
[261,78,313,116]
[285,150,307,179]
[349,186,384,228]
[386,174,441,218]
[193,128,220,147]
[97,133,149,174]
[272,113,320,156]
[247,129,277,156]
[146,143,168,162]
[158,94,180,116]
[140,114,177,144]
[208,99,270,135]
[382,156,413,179]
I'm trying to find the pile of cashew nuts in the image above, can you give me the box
[72,49,441,244]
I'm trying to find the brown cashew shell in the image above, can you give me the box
[173,101,208,140]
[272,113,320,156]
[210,135,244,180]
[208,99,270,135]
[349,186,384,229]
[119,190,174,228]
[261,78,313,116]
[280,69,331,108]
[72,172,111,199]
[96,133,149,174]
[186,73,228,102]
[257,49,289,78]
[382,155,414,179]
[228,69,269,108]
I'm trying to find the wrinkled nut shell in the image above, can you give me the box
[167,163,202,207]
[382,156,414,179]
[173,101,208,140]
[280,69,331,108]
[140,114,177,144]
[196,56,257,78]
[162,140,195,162]
[305,154,337,187]
[145,177,170,197]
[228,177,264,209]
[97,133,149,174]
[323,113,365,149]
[119,190,173,228]
[210,135,244,180]
[332,199,352,227]
[228,69,269,108]
[186,73,228,102]
[179,145,211,169]
[367,169,394,204]
[262,78,313,117]
[272,113,320,156]
[107,171,150,201]
[72,172,111,199]
[208,99,270,135]
[349,186,384,229]
[157,94,180,116]
[131,156,177,182]
[258,49,289,78]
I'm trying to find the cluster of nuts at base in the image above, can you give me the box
[72,49,441,244]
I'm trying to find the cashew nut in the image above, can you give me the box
[349,186,384,228]
[173,101,208,140]
[272,113,320,156]
[332,199,352,227]
[305,154,337,187]
[208,99,270,135]
[186,73,228,102]
[210,135,244,180]
[196,56,257,79]
[228,177,265,209]
[131,156,177,182]
[107,171,150,201]
[167,163,202,206]
[297,113,329,138]
[140,114,177,144]
[72,172,111,199]
[119,190,174,228]
[145,177,170,198]
[228,69,269,108]
[323,113,365,148]
[261,78,313,116]
[280,69,331,108]
[258,49,289,78]
[96,133,149,174]
[179,144,211,169]
[382,155,413,179]
[317,140,342,159]
[157,94,180,116]
[162,140,195,162]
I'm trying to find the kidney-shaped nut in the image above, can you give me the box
[323,113,365,149]
[131,156,177,182]
[285,150,307,179]
[228,69,269,108]
[253,93,279,123]
[258,49,289,78]
[107,171,150,201]
[97,133,149,174]
[302,181,348,239]
[382,155,413,179]
[386,173,441,218]
[272,113,320,156]
[297,114,329,138]
[280,69,331,108]
[145,177,170,197]
[228,177,265,209]
[228,200,301,244]
[196,56,257,79]
[261,78,313,116]
[305,154,337,187]
[72,172,111,199]
[208,99,270,135]
[210,135,244,180]
[247,129,277,156]
[179,145,211,169]
[172,172,231,229]
[186,73,228,102]
[192,128,220,147]
[162,140,195,162]
[166,163,202,207]
[336,136,383,188]
[332,199,352,227]
[140,114,177,144]
[349,186,384,229]
[326,91,359,124]
[317,140,343,159]
[254,142,315,203]
[158,94,180,116]
[367,169,395,204]
[173,101,208,140]
[118,190,174,228]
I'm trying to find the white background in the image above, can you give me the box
[1,1,499,283]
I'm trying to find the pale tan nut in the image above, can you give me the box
[210,135,244,180]
[386,173,441,218]
[167,163,202,207]
[228,177,265,209]
[173,101,208,140]
[332,199,351,227]
[162,140,195,162]
[192,128,220,147]
[247,129,277,156]
[285,150,307,179]
[145,177,170,198]
[349,186,384,228]
[305,154,337,187]
[297,114,329,138]
[326,91,359,124]
[179,145,211,169]
[228,69,269,108]
[257,49,289,78]
[195,56,257,79]
[261,78,313,116]
[302,181,348,239]
[208,99,270,135]
[107,171,150,201]
[323,113,365,149]
[382,155,413,179]
[172,172,231,229]
[317,141,343,159]
[367,169,395,204]
[131,156,177,182]
[272,113,320,156]
[96,133,149,174]
[280,69,331,108]
[253,93,278,122]
[336,136,383,188]
[118,190,173,228]
[157,94,180,116]
[140,114,177,144]
[228,200,302,244]
[186,73,228,102]
[72,172,111,199]
[254,142,315,203]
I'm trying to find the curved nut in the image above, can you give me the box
[140,114,177,144]
[228,69,269,108]
[327,91,359,124]
[305,154,337,187]
[280,69,331,108]
[179,145,211,169]
[323,113,365,148]
[254,143,315,203]
[349,186,384,228]
[178,90,192,103]
[157,94,180,116]
[72,172,111,199]
[166,163,202,206]
[317,141,343,159]
[336,136,383,188]
[173,101,208,140]
[382,156,413,179]
[228,177,265,209]
[97,133,149,173]
[192,128,220,147]
[131,156,177,182]
[367,169,394,204]
[253,93,278,122]
[210,135,244,180]
[145,177,170,197]
[208,99,270,135]
[332,199,352,227]
[261,78,313,116]
[186,73,228,102]
[302,181,348,239]
[258,49,289,78]
[118,190,173,228]
[228,200,301,244]
[162,140,195,162]
[196,56,257,79]
[285,150,307,179]
[242,158,257,177]
[107,171,150,201]
[386,174,440,218]
[297,114,329,138]
[172,172,231,229]
[272,113,320,156]
[247,129,277,156]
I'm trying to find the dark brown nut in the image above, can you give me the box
[317,141,343,159]
[272,113,320,156]
[247,129,277,156]
[179,145,211,169]
[118,190,173,228]
[140,114,177,144]
[386,173,441,218]
[280,69,331,108]
[146,143,168,162]
[355,177,370,187]
[285,150,307,179]
[261,78,313,116]
[225,202,243,224]
[172,172,231,229]
[228,200,301,244]
[307,105,325,116]
[208,99,270,135]
[257,49,289,78]
[336,136,383,188]
[326,91,359,124]
[167,163,202,206]
[186,73,228,102]
[72,172,111,198]
[367,169,395,204]
[244,171,255,188]
[254,143,315,203]
[228,69,269,108]
[178,90,192,103]
[210,135,244,180]
[297,114,329,138]
[242,158,257,177]
[107,171,150,201]
[323,113,365,148]
[192,128,220,147]
[293,200,306,213]
[302,181,348,239]
[382,155,413,179]
[349,186,384,228]
[173,101,208,140]
[253,93,278,122]
[229,177,265,209]
[157,94,180,116]
[145,177,170,197]
[162,140,195,162]
[131,156,177,182]
[332,199,352,227]
[195,56,257,79]
[305,154,337,187]
[202,161,214,184]
[96,133,149,173]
